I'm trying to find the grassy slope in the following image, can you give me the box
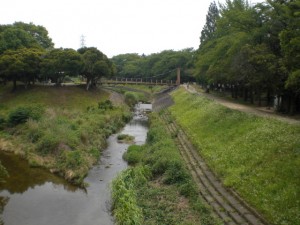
[0,85,130,185]
[169,87,300,225]
[112,114,221,225]
[0,85,109,112]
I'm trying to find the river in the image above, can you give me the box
[0,104,150,225]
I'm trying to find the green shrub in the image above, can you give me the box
[8,105,44,126]
[123,145,143,165]
[164,160,189,185]
[8,107,31,125]
[0,116,6,129]
[112,166,150,225]
[36,135,60,155]
[124,92,139,107]
[98,100,114,110]
[59,150,84,170]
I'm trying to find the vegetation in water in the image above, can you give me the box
[0,85,131,185]
[117,134,134,144]
[112,114,221,225]
[169,88,300,225]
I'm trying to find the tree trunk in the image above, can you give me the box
[86,78,92,91]
[12,79,17,92]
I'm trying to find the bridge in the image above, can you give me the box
[100,68,181,86]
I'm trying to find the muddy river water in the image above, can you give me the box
[0,104,150,225]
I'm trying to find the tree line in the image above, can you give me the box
[0,22,114,91]
[111,49,196,83]
[196,0,300,113]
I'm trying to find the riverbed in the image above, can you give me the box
[0,104,150,225]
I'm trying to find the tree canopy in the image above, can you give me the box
[111,49,196,82]
[195,0,300,113]
[78,47,113,90]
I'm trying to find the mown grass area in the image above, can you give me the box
[0,85,131,185]
[112,114,221,225]
[169,87,300,225]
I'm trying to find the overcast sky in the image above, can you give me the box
[1,0,263,57]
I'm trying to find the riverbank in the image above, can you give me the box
[112,113,221,225]
[169,87,300,225]
[0,85,131,185]
[0,106,149,225]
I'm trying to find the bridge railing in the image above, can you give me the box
[100,77,177,86]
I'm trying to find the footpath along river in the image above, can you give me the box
[0,104,150,225]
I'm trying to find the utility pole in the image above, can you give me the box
[176,68,181,85]
[80,35,86,48]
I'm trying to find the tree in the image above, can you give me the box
[0,22,54,54]
[0,48,44,91]
[40,48,82,85]
[200,1,219,47]
[0,27,38,54]
[13,22,54,49]
[78,47,112,90]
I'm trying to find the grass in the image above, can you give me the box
[169,87,300,225]
[0,84,131,185]
[112,114,221,225]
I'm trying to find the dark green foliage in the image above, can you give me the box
[196,0,300,113]
[0,116,6,129]
[124,92,139,107]
[40,48,82,85]
[8,106,43,126]
[111,49,196,83]
[123,145,143,165]
[98,100,113,110]
[164,160,189,185]
[200,1,219,46]
[36,135,60,155]
[77,47,113,90]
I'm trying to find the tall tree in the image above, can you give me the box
[200,1,219,47]
[78,47,112,90]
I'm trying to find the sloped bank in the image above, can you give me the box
[0,86,131,186]
[112,114,220,225]
[169,87,300,225]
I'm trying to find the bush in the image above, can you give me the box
[123,145,143,165]
[36,135,60,155]
[98,100,114,110]
[0,116,6,129]
[124,92,139,107]
[112,167,150,225]
[8,106,44,126]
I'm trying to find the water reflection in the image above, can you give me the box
[0,103,150,225]
[0,152,79,194]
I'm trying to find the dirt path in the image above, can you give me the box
[184,84,300,125]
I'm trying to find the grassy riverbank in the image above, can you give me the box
[112,114,220,225]
[169,88,300,225]
[0,85,131,185]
